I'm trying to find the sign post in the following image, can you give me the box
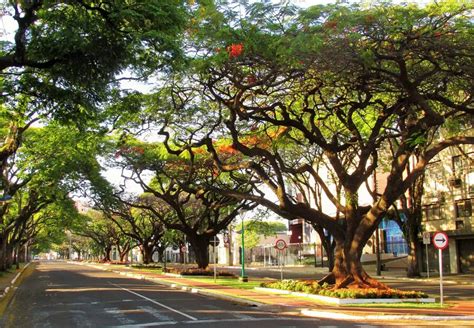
[422,232,431,278]
[213,235,217,282]
[433,232,448,306]
[275,239,287,281]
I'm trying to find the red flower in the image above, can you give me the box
[324,20,338,30]
[246,74,256,84]
[227,43,244,58]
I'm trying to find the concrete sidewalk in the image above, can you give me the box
[75,261,474,323]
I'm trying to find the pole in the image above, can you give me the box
[320,243,324,268]
[68,233,72,260]
[214,235,217,282]
[184,236,187,265]
[240,214,247,282]
[228,226,233,266]
[376,227,381,276]
[280,251,283,280]
[439,248,443,306]
[163,248,167,272]
[426,243,429,278]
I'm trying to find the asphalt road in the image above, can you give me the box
[0,261,400,328]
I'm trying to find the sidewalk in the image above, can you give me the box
[77,261,474,323]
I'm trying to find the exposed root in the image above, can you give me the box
[362,275,390,290]
[320,271,390,290]
[334,275,354,289]
[317,272,335,285]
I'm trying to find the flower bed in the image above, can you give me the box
[129,263,162,269]
[260,279,428,299]
[164,267,236,277]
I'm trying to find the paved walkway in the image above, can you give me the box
[80,262,474,322]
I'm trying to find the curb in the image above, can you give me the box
[254,287,436,305]
[301,309,474,322]
[369,272,474,286]
[0,263,31,300]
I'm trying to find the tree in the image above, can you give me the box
[0,0,187,179]
[74,210,119,262]
[239,220,286,250]
[162,1,473,288]
[0,0,188,268]
[112,140,256,269]
[105,204,166,264]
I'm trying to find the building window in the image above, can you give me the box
[423,204,441,221]
[455,200,472,218]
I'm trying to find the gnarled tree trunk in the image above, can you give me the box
[187,235,210,269]
[142,243,155,264]
[103,246,112,262]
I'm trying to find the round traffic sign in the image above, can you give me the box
[274,239,287,251]
[433,232,448,250]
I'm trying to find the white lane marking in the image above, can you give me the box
[232,313,255,320]
[104,307,135,325]
[137,305,174,322]
[109,282,198,321]
[111,322,178,327]
[112,317,319,327]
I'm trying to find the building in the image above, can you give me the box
[422,143,474,273]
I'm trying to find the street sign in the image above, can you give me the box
[274,239,287,251]
[422,232,431,245]
[432,231,448,306]
[433,232,448,250]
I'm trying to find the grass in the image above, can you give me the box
[343,302,451,309]
[184,276,264,290]
[0,263,27,288]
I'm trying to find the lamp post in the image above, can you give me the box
[239,210,248,282]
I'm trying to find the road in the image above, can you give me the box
[0,261,397,328]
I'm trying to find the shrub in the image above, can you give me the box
[163,267,236,277]
[260,280,428,299]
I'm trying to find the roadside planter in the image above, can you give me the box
[256,280,435,305]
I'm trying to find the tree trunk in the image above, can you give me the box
[406,220,421,277]
[142,244,155,264]
[188,235,210,269]
[103,246,112,262]
[157,245,165,263]
[319,237,389,289]
[119,250,128,262]
[312,223,335,271]
[0,235,8,271]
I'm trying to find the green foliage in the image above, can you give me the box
[238,220,286,249]
[164,267,236,277]
[260,280,429,299]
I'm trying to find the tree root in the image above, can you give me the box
[318,272,335,285]
[319,271,390,290]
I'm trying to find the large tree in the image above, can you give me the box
[0,0,189,267]
[158,1,473,288]
[112,140,256,269]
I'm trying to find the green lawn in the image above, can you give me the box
[184,276,263,290]
[343,302,451,309]
[0,263,26,289]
